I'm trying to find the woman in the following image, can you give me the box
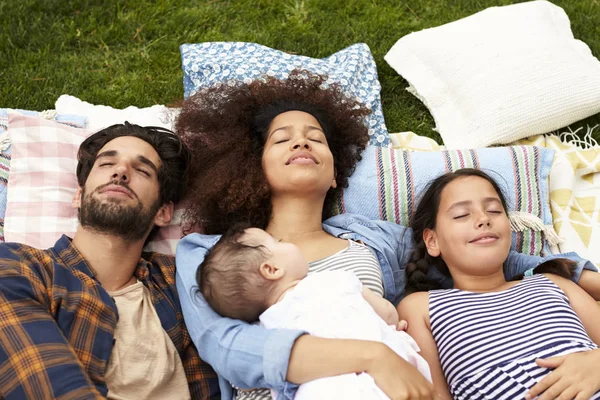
[174,70,600,400]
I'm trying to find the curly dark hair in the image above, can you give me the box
[175,70,371,234]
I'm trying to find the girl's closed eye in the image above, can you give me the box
[453,214,469,219]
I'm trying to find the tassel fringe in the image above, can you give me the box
[39,110,57,120]
[556,124,599,149]
[509,211,562,246]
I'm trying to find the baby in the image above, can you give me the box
[197,225,432,400]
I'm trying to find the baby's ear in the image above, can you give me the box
[423,229,440,257]
[259,262,285,281]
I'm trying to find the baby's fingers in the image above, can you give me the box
[396,320,408,331]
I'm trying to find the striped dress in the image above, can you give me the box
[429,274,599,400]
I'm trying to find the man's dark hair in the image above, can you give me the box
[76,122,191,205]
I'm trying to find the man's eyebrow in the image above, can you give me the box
[96,150,118,159]
[95,150,158,173]
[137,155,158,173]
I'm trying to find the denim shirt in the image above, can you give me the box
[175,213,598,400]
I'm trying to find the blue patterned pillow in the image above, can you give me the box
[180,42,390,147]
[337,145,556,256]
[0,109,87,242]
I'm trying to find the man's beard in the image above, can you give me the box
[78,183,161,242]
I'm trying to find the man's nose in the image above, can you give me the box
[111,164,129,182]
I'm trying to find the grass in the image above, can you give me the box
[1,0,599,143]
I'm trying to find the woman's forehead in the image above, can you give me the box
[269,110,322,130]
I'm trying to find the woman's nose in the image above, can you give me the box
[291,137,311,150]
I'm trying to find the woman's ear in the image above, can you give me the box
[331,168,337,189]
[259,262,285,281]
[423,229,440,257]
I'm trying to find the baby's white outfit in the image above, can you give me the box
[259,270,432,400]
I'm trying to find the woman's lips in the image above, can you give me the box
[286,151,318,165]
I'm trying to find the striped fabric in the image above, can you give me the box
[337,145,555,256]
[309,239,384,297]
[429,275,599,399]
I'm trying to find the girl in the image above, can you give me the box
[398,168,600,400]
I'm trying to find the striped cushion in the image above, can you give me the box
[337,145,555,256]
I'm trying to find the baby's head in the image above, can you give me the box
[197,225,309,321]
[407,169,512,290]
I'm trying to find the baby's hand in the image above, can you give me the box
[396,320,408,331]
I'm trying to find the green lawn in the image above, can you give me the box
[1,0,599,143]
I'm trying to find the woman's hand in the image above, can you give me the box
[365,343,435,400]
[525,349,600,400]
[287,337,435,399]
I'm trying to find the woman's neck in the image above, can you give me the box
[266,194,327,242]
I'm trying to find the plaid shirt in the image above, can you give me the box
[0,235,219,400]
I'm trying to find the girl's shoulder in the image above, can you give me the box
[397,291,429,315]
[537,272,576,294]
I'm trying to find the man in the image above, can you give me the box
[0,123,219,399]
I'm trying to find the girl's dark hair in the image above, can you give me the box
[405,168,575,294]
[175,69,370,234]
[509,258,576,281]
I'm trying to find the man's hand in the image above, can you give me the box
[526,349,600,400]
[366,343,435,400]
